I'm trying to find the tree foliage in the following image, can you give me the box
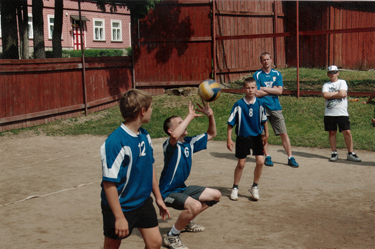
[94,0,161,19]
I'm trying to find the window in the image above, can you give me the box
[28,15,33,39]
[48,15,54,39]
[93,18,105,41]
[111,20,122,42]
[0,14,2,38]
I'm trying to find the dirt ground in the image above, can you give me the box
[1,134,374,249]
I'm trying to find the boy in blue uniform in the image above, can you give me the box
[100,89,170,249]
[160,101,221,249]
[227,77,269,201]
[254,52,299,168]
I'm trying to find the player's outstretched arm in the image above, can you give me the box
[103,181,129,238]
[169,101,204,145]
[196,100,217,140]
[151,167,170,220]
[227,124,234,151]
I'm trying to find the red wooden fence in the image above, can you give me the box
[0,56,132,131]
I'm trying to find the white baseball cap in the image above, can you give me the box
[327,65,338,72]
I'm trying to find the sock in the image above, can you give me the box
[332,151,338,154]
[288,156,293,159]
[168,225,181,236]
[233,184,239,189]
[252,182,258,188]
[348,152,352,155]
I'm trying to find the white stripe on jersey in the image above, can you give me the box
[228,106,242,133]
[169,144,181,185]
[101,144,133,198]
[189,133,205,159]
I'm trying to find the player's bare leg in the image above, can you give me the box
[328,130,337,151]
[233,158,246,185]
[253,156,264,183]
[138,226,162,249]
[103,236,121,249]
[342,130,353,152]
[174,197,203,230]
[279,133,292,157]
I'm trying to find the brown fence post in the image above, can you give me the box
[78,0,88,115]
[296,1,300,98]
[212,0,216,81]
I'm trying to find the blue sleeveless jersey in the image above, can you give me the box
[253,68,283,111]
[100,123,154,212]
[227,97,267,137]
[159,134,208,199]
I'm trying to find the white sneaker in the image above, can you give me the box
[249,186,259,201]
[230,188,238,201]
[164,234,189,249]
[347,152,361,162]
[183,220,205,232]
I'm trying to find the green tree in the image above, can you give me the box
[94,0,161,19]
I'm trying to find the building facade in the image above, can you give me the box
[0,0,131,55]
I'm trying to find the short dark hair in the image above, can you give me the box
[243,77,256,87]
[260,52,271,60]
[163,116,179,136]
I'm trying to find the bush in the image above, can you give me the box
[62,49,125,58]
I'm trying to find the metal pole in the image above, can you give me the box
[212,0,217,81]
[296,1,300,98]
[78,0,88,115]
[273,1,278,67]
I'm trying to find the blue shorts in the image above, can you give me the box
[101,196,158,240]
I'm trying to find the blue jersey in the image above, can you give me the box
[254,68,283,111]
[227,97,267,137]
[100,123,154,212]
[159,134,208,200]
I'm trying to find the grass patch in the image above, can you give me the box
[230,67,375,93]
[2,93,375,151]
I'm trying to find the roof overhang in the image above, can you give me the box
[71,15,90,21]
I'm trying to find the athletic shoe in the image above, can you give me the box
[183,220,205,232]
[264,156,274,166]
[330,152,338,162]
[248,186,259,201]
[288,157,299,168]
[164,234,189,249]
[230,188,238,201]
[347,152,361,162]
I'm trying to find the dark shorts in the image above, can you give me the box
[324,116,350,132]
[101,196,158,240]
[235,135,264,159]
[164,185,206,210]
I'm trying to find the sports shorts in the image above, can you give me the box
[266,109,287,135]
[235,134,264,159]
[324,116,350,132]
[101,196,158,240]
[164,185,206,210]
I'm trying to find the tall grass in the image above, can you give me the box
[3,93,375,151]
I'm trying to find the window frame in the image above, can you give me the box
[28,14,33,39]
[111,19,122,42]
[47,15,54,39]
[93,18,105,41]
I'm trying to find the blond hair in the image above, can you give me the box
[119,89,152,121]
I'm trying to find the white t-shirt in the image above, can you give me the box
[322,79,348,116]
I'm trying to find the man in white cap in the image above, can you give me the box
[322,65,361,162]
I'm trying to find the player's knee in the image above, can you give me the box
[186,200,202,214]
[236,162,245,169]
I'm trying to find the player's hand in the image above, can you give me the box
[188,101,204,118]
[371,118,375,124]
[262,134,268,146]
[196,100,213,117]
[115,216,129,238]
[156,198,170,221]
[227,139,234,151]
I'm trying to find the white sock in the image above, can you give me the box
[168,225,181,236]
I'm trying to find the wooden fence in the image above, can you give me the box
[0,56,132,132]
